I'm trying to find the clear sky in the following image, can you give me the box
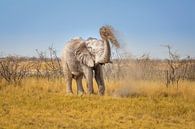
[0,0,194,59]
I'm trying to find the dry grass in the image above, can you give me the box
[107,79,195,99]
[0,78,195,129]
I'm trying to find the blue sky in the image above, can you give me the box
[0,0,194,59]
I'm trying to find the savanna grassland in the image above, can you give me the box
[0,54,195,129]
[0,78,195,129]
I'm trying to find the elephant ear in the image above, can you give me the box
[74,42,95,67]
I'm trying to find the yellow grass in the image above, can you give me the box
[0,78,195,129]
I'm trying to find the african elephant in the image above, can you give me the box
[61,26,120,95]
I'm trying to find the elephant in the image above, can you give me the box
[61,26,120,95]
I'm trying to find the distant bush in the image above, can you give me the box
[103,50,195,89]
[34,46,63,80]
[0,56,31,85]
[1,46,194,89]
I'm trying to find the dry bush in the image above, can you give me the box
[186,59,195,80]
[102,46,195,97]
[34,46,63,80]
[0,56,31,85]
[163,45,193,88]
[103,53,163,81]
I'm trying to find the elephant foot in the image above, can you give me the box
[99,86,105,96]
[87,91,96,96]
[87,88,94,95]
[87,93,98,97]
[66,92,73,96]
[99,92,104,96]
[87,90,94,95]
[77,91,85,96]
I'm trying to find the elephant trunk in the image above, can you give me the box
[98,39,111,64]
[96,25,121,64]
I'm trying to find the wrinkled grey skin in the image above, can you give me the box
[61,37,111,95]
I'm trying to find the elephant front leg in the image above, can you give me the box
[65,76,73,94]
[84,67,94,94]
[66,77,73,94]
[95,64,105,95]
[76,75,85,95]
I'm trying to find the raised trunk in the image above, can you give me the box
[98,39,111,64]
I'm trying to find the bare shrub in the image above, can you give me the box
[34,46,63,80]
[163,45,192,88]
[103,45,195,93]
[0,56,31,85]
[135,54,156,80]
[185,59,195,80]
[103,50,132,81]
[103,52,162,81]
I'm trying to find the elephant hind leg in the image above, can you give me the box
[83,67,94,94]
[62,62,73,94]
